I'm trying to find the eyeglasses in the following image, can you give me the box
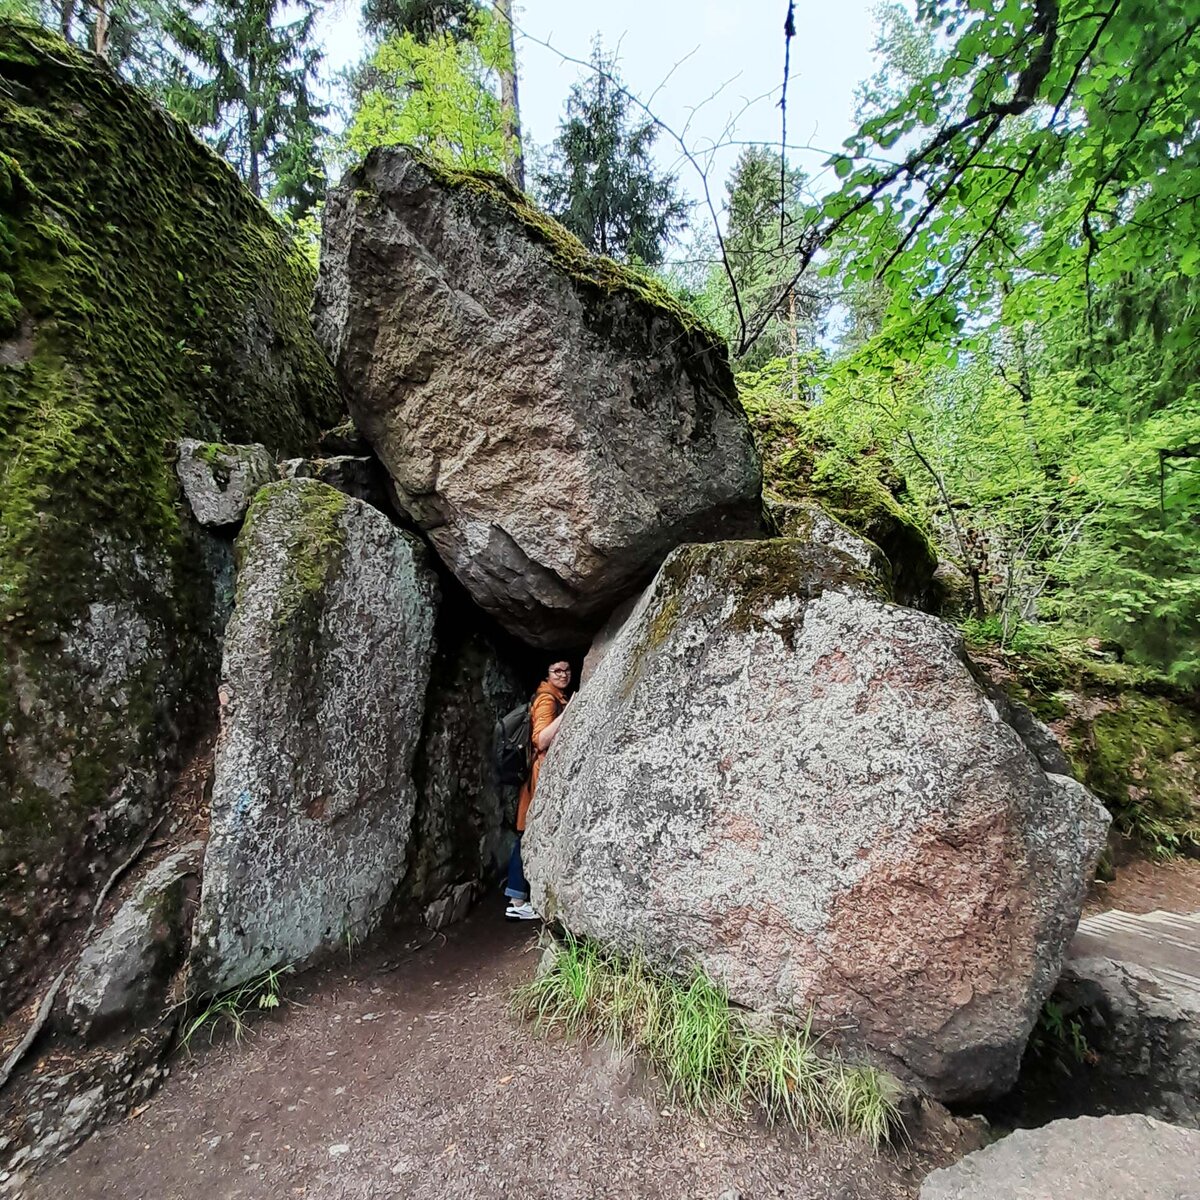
[549,668,571,676]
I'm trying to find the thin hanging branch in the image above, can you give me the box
[779,1,795,249]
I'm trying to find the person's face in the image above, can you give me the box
[548,662,571,687]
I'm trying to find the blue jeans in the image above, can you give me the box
[505,833,530,902]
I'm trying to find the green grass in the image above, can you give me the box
[513,934,900,1144]
[180,964,293,1052]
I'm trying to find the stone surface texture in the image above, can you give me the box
[66,843,203,1036]
[191,480,437,993]
[278,455,392,513]
[176,439,275,527]
[313,146,765,647]
[918,1114,1200,1199]
[0,24,338,1017]
[768,499,891,586]
[525,538,1109,1101]
[1054,910,1200,1127]
[406,630,523,907]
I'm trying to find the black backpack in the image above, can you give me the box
[494,702,533,786]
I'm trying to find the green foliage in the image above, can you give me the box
[514,933,900,1144]
[343,8,512,172]
[535,38,688,266]
[702,146,829,373]
[1030,999,1094,1073]
[181,963,293,1050]
[742,359,938,603]
[793,0,1200,683]
[166,0,327,217]
[362,0,479,41]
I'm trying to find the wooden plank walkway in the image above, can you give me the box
[1070,909,1200,1005]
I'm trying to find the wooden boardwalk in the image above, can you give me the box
[1070,909,1200,1005]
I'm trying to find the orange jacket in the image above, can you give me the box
[516,680,567,831]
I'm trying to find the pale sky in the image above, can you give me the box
[316,0,882,221]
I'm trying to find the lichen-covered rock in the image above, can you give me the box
[767,498,891,587]
[525,539,1109,1101]
[0,24,339,1014]
[918,1114,1200,1199]
[191,481,437,993]
[278,454,392,513]
[66,843,203,1037]
[313,146,765,648]
[175,439,275,527]
[406,629,523,907]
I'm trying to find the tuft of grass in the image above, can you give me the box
[181,964,293,1052]
[513,934,901,1144]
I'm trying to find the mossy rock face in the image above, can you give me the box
[750,407,938,607]
[1067,694,1200,856]
[0,22,339,1013]
[974,644,1200,856]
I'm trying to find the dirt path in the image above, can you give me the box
[29,912,963,1200]
[1085,853,1200,916]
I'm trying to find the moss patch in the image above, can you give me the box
[0,22,340,1006]
[747,402,937,606]
[972,641,1200,857]
[239,481,349,629]
[1070,695,1200,855]
[624,539,884,694]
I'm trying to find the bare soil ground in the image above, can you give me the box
[28,911,970,1200]
[1084,851,1200,916]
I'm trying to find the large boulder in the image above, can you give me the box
[191,481,437,993]
[525,539,1109,1101]
[0,24,339,1015]
[919,1114,1200,1199]
[313,146,766,648]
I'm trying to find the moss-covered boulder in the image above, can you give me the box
[526,538,1109,1101]
[192,482,438,994]
[750,404,938,607]
[0,23,339,1013]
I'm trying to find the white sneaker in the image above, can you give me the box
[505,901,540,922]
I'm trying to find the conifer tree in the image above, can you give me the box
[536,39,687,265]
[167,0,327,219]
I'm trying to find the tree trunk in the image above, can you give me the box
[92,0,110,59]
[246,56,261,199]
[788,287,800,406]
[494,0,526,191]
[59,0,78,41]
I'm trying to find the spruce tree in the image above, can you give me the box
[167,0,327,219]
[361,0,479,42]
[536,39,687,265]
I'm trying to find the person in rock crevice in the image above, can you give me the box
[505,660,571,921]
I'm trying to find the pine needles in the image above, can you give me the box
[513,934,900,1144]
